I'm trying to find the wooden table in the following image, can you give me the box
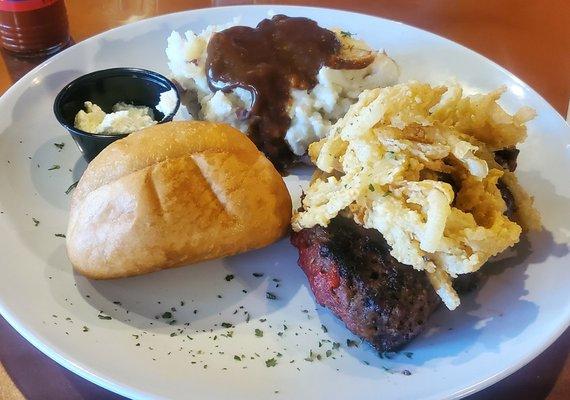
[0,1,568,399]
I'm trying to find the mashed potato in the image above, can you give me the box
[165,21,399,156]
[292,82,540,309]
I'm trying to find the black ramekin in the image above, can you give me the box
[53,67,180,162]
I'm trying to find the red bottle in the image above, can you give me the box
[0,0,70,56]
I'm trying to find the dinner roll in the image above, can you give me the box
[66,121,292,279]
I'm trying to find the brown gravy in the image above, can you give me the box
[206,15,369,172]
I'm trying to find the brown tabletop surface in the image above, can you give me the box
[0,1,568,399]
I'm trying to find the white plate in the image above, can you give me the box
[0,5,569,400]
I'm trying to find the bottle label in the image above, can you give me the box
[0,0,59,12]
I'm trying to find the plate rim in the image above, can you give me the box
[0,4,568,400]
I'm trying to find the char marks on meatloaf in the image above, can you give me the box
[290,216,440,351]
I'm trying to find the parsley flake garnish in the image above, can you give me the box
[265,358,277,367]
[225,274,234,281]
[234,355,242,361]
[97,314,111,320]
[368,184,375,192]
[32,217,39,226]
[304,350,316,362]
[54,233,66,238]
[321,324,328,333]
[82,326,89,332]
[221,322,233,328]
[255,328,263,337]
[48,165,60,170]
[65,181,78,195]
[346,339,358,347]
[54,142,65,150]
[252,272,264,277]
[340,31,354,37]
[162,311,172,319]
[266,292,277,300]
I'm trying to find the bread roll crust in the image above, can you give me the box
[66,121,292,279]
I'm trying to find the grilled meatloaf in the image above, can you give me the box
[291,152,519,351]
[291,216,440,351]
